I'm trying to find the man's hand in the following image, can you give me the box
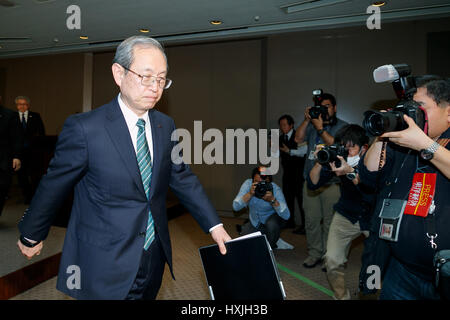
[330,156,353,176]
[249,182,258,196]
[311,114,324,131]
[210,225,232,255]
[12,158,21,171]
[280,143,289,153]
[304,107,312,122]
[17,240,43,260]
[381,115,433,151]
[262,191,275,203]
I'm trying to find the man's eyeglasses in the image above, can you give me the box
[121,65,172,89]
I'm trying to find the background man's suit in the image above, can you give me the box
[16,110,45,203]
[279,130,305,229]
[0,106,23,216]
[19,98,221,299]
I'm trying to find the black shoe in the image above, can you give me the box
[293,226,305,235]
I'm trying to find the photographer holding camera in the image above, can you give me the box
[307,124,373,300]
[232,167,290,249]
[360,78,450,300]
[295,92,348,268]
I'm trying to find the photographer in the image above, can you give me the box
[295,92,348,268]
[307,124,373,300]
[232,167,290,249]
[360,79,450,300]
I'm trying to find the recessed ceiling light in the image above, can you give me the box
[210,20,222,25]
[139,28,150,33]
[372,1,386,6]
[79,36,88,40]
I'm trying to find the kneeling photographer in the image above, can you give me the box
[360,68,450,300]
[232,167,290,249]
[307,124,374,300]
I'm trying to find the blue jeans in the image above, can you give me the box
[380,257,440,300]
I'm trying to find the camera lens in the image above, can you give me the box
[317,148,332,164]
[362,110,404,136]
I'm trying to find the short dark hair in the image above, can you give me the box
[334,124,369,148]
[321,93,336,107]
[278,114,294,126]
[251,166,273,182]
[422,79,450,108]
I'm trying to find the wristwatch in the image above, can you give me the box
[270,199,276,205]
[317,128,325,136]
[19,235,40,248]
[420,141,440,160]
[346,168,358,181]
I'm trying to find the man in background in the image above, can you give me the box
[278,114,306,234]
[295,92,348,268]
[0,95,22,216]
[15,96,46,204]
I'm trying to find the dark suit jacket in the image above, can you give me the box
[17,111,45,148]
[0,106,23,173]
[18,99,221,299]
[279,130,305,181]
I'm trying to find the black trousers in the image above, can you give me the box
[125,235,166,300]
[17,150,42,203]
[0,169,12,216]
[241,214,286,249]
[282,171,305,228]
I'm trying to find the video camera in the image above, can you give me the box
[308,89,329,120]
[317,144,349,168]
[362,64,427,136]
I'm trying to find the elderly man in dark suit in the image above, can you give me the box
[17,36,231,300]
[0,96,22,216]
[15,96,46,204]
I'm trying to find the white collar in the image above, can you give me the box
[117,94,149,127]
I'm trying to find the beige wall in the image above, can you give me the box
[1,17,449,216]
[163,40,262,213]
[0,53,85,135]
[266,18,450,134]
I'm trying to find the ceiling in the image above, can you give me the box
[1,0,450,58]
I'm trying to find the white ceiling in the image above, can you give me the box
[1,0,450,58]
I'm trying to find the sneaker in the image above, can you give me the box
[332,289,351,300]
[303,256,322,268]
[276,238,294,250]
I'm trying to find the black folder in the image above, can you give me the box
[199,233,286,300]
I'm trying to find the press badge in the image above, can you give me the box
[403,173,437,217]
[378,199,407,242]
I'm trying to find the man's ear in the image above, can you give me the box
[112,63,124,87]
[447,105,450,125]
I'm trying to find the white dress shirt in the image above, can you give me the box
[19,110,29,123]
[117,94,154,163]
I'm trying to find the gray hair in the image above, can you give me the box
[15,96,31,104]
[113,36,168,71]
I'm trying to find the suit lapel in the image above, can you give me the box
[148,109,163,200]
[104,100,146,197]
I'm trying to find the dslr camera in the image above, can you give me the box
[309,89,329,120]
[317,144,349,167]
[254,181,273,199]
[363,64,427,136]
